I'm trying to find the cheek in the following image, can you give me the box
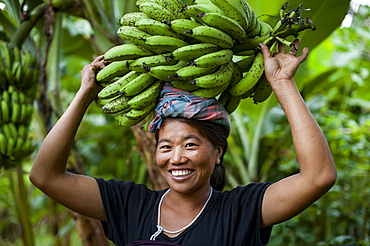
[155,152,167,168]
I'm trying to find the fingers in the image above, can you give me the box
[290,39,300,53]
[92,55,104,63]
[298,47,309,62]
[84,56,110,74]
[259,43,272,59]
[278,42,287,53]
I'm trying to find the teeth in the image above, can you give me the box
[171,170,193,177]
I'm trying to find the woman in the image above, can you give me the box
[29,39,337,246]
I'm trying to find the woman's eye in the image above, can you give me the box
[185,143,196,148]
[160,145,171,150]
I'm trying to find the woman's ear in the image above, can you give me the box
[215,146,223,165]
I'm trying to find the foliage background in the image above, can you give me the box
[0,0,369,245]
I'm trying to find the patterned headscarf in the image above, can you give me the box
[148,82,231,136]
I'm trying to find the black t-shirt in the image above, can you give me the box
[95,178,273,246]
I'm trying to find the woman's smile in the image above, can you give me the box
[170,169,195,178]
[156,118,222,194]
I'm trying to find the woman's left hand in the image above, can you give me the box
[259,39,308,88]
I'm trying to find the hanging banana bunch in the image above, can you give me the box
[0,41,39,169]
[94,0,316,127]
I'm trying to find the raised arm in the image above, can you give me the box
[29,55,109,221]
[259,40,337,228]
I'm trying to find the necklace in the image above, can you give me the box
[150,187,213,240]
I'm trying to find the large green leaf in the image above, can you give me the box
[248,0,351,50]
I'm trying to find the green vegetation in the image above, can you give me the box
[0,0,368,245]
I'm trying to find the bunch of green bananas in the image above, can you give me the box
[95,0,316,127]
[0,42,39,169]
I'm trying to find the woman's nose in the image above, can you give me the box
[170,147,186,165]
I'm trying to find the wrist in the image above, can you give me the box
[75,89,96,108]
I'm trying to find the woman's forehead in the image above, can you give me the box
[158,119,202,138]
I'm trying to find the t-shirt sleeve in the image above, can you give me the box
[231,182,273,245]
[95,178,159,246]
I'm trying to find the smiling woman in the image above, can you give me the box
[29,40,336,246]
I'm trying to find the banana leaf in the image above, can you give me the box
[248,0,351,50]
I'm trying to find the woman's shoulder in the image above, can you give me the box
[95,178,168,198]
[215,182,273,200]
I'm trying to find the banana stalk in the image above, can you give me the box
[8,168,35,246]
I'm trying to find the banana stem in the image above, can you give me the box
[8,167,35,246]
[248,97,271,182]
[231,112,251,183]
[8,2,47,49]
[0,9,18,37]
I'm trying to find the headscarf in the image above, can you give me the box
[148,82,231,136]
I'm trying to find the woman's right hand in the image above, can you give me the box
[80,55,110,102]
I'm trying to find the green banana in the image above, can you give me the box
[17,124,28,141]
[120,73,157,96]
[8,122,18,138]
[126,102,156,120]
[10,99,21,123]
[229,52,264,96]
[168,19,202,37]
[138,2,177,21]
[117,26,153,51]
[12,136,26,158]
[104,44,154,61]
[229,62,243,88]
[148,60,189,81]
[247,20,262,38]
[182,3,225,17]
[172,43,220,60]
[259,21,273,37]
[170,80,200,91]
[196,12,247,41]
[127,80,163,109]
[191,81,229,98]
[129,53,176,72]
[95,95,120,108]
[252,73,272,104]
[186,26,234,49]
[115,112,145,127]
[190,61,234,88]
[96,60,132,82]
[235,54,255,72]
[232,35,272,54]
[191,49,233,68]
[6,136,16,157]
[223,94,242,114]
[102,95,130,114]
[171,65,218,81]
[209,0,249,30]
[135,18,182,38]
[98,70,141,99]
[26,103,34,124]
[1,123,12,140]
[144,35,188,52]
[23,138,36,156]
[1,97,10,123]
[243,1,260,36]
[136,0,186,19]
[0,133,6,155]
[119,12,150,26]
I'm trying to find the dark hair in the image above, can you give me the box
[155,117,229,191]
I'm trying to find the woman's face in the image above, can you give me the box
[156,119,222,195]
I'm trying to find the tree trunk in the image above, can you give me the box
[132,124,168,190]
[72,213,110,246]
